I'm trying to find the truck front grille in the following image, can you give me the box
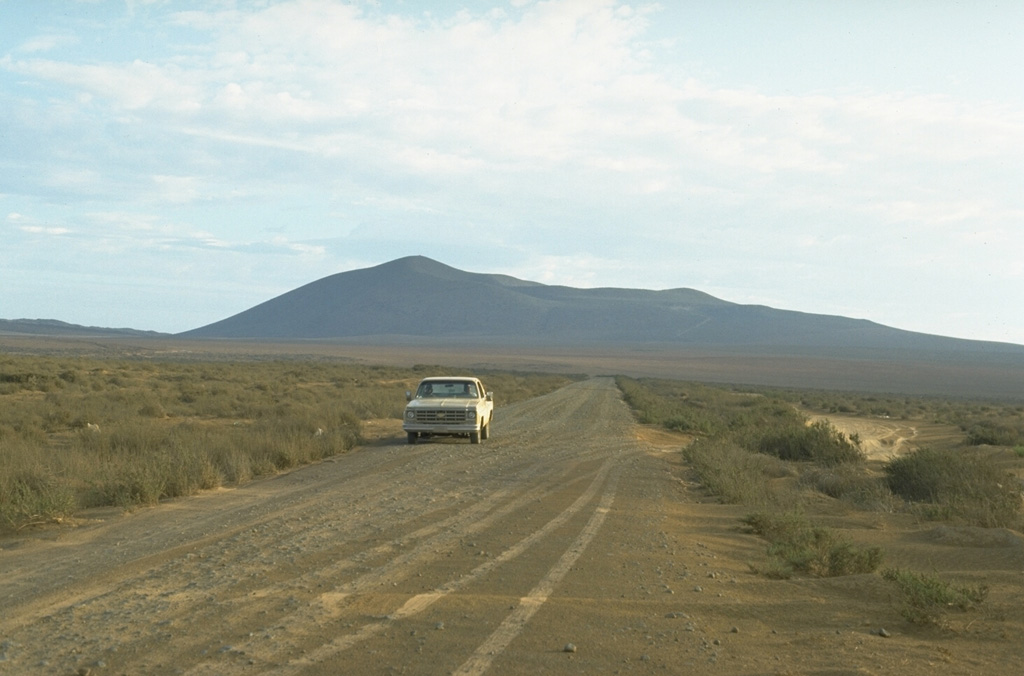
[414,409,469,424]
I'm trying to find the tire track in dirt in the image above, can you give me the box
[181,465,609,674]
[1,449,603,673]
[0,377,636,675]
[452,470,620,676]
[232,455,622,676]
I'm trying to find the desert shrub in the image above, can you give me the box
[881,568,987,625]
[684,438,793,507]
[617,376,803,439]
[965,420,1023,446]
[209,441,256,485]
[883,447,1021,528]
[743,512,883,579]
[92,460,166,509]
[756,419,864,466]
[800,465,897,511]
[160,437,223,497]
[0,469,76,530]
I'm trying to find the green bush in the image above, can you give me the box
[883,447,1021,528]
[743,512,883,579]
[616,376,806,439]
[965,420,1023,446]
[800,464,897,511]
[757,420,864,466]
[684,438,793,507]
[881,568,987,625]
[0,470,76,530]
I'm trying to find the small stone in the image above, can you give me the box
[877,628,891,638]
[730,626,739,633]
[693,585,703,592]
[435,622,445,630]
[563,643,577,653]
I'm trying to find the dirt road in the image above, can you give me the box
[2,378,1021,675]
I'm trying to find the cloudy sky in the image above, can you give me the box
[2,1,1022,343]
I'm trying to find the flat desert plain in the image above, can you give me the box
[1,337,1023,675]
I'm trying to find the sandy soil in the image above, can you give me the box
[805,413,961,461]
[1,379,1022,675]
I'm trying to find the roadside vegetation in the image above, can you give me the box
[618,376,1024,625]
[783,388,1024,448]
[880,567,989,626]
[0,354,573,532]
[741,511,883,579]
[617,376,882,575]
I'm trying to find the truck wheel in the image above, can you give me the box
[470,430,481,444]
[407,432,417,445]
[481,420,490,440]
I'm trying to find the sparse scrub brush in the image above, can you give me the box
[684,439,793,507]
[881,567,987,625]
[800,465,898,511]
[756,419,864,466]
[743,512,883,579]
[0,470,76,530]
[965,420,1023,446]
[883,447,1021,528]
[0,355,571,528]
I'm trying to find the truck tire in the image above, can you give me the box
[481,420,490,440]
[407,432,417,445]
[470,430,481,444]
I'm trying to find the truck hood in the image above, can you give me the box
[406,398,478,409]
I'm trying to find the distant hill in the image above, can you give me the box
[5,258,1023,397]
[179,256,1024,359]
[0,318,166,339]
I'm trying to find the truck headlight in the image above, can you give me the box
[405,410,416,420]
[466,410,476,421]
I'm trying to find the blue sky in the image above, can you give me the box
[2,1,1022,344]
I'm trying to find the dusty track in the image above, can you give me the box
[2,378,1022,675]
[1,379,636,674]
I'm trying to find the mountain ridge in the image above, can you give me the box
[178,256,1024,357]
[0,318,167,338]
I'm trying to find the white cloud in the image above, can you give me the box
[152,175,200,204]
[19,225,72,236]
[12,0,1017,202]
[6,57,203,112]
[510,252,633,289]
[2,1,1022,341]
[15,34,75,54]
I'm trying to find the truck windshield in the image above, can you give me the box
[416,381,478,398]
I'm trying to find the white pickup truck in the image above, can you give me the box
[403,376,493,444]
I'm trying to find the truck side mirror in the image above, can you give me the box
[486,392,493,401]
[405,390,412,402]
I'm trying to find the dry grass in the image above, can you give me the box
[616,374,1024,617]
[0,353,573,532]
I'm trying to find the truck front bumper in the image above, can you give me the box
[403,423,479,435]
